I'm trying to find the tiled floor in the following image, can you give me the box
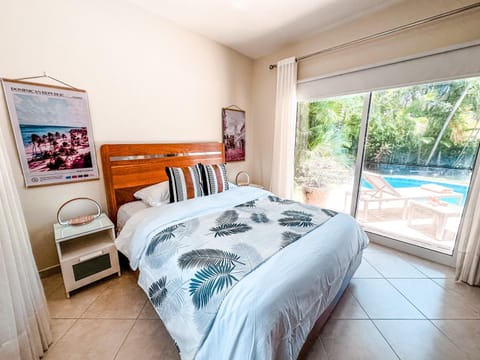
[41,243,480,360]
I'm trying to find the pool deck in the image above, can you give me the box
[297,186,459,255]
[356,203,458,255]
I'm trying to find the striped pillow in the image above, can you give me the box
[201,163,229,195]
[166,165,204,203]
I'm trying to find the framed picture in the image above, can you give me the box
[222,107,245,162]
[2,79,99,187]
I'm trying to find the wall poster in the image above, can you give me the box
[1,79,99,187]
[222,107,245,162]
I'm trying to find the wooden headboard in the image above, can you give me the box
[100,142,225,225]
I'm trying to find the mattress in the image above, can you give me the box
[116,200,149,233]
[116,186,369,359]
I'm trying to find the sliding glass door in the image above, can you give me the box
[294,94,365,212]
[295,76,480,257]
[359,78,480,255]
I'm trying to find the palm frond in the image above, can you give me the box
[146,224,185,256]
[268,195,294,204]
[250,213,269,223]
[235,200,257,208]
[178,249,244,269]
[155,278,185,320]
[232,243,263,274]
[281,210,313,218]
[278,210,314,227]
[145,239,178,268]
[322,208,338,217]
[210,223,252,237]
[148,276,168,308]
[216,210,239,225]
[278,217,315,227]
[189,264,238,309]
[281,231,301,248]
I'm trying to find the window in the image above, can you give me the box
[295,76,480,256]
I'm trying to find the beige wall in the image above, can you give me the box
[251,0,480,187]
[0,0,253,271]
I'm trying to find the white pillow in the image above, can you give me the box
[133,181,170,207]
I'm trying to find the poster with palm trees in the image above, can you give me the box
[222,107,245,162]
[2,79,99,187]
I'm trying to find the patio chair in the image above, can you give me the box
[358,172,463,219]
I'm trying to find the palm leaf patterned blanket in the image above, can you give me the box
[139,194,337,359]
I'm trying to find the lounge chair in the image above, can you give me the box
[358,172,463,219]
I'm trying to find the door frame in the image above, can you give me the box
[347,85,480,267]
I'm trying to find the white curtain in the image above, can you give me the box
[0,124,52,359]
[456,159,480,286]
[270,57,298,198]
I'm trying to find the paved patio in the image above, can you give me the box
[297,187,460,255]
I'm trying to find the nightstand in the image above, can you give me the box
[235,171,265,189]
[249,184,265,189]
[237,183,265,189]
[54,213,120,298]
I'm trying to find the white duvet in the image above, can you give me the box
[116,186,369,359]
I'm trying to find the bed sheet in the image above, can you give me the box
[116,200,149,233]
[116,186,369,359]
[195,212,367,359]
[116,186,267,269]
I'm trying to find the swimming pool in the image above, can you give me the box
[362,176,469,206]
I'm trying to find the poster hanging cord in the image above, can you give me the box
[14,72,79,90]
[224,104,244,111]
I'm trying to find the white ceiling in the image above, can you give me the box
[125,0,401,59]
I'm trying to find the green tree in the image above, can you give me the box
[295,77,480,189]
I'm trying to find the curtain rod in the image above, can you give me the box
[268,2,480,70]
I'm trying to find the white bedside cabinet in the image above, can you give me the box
[54,213,120,298]
[249,184,265,189]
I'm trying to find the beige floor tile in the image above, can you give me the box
[390,279,480,319]
[105,269,139,286]
[47,280,110,319]
[138,300,159,320]
[42,243,478,360]
[374,320,468,360]
[399,254,456,278]
[432,320,480,360]
[331,288,369,319]
[81,280,147,319]
[432,278,480,308]
[363,252,427,278]
[44,319,134,360]
[41,273,64,297]
[320,320,399,360]
[353,260,383,278]
[115,320,179,360]
[349,279,424,319]
[305,337,329,360]
[49,319,77,344]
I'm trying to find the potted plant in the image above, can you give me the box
[295,151,351,205]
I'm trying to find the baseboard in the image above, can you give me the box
[39,264,60,278]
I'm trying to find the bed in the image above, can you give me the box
[100,142,368,360]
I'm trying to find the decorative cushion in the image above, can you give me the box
[133,181,170,207]
[166,164,204,203]
[200,163,229,195]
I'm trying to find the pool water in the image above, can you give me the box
[362,176,469,206]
